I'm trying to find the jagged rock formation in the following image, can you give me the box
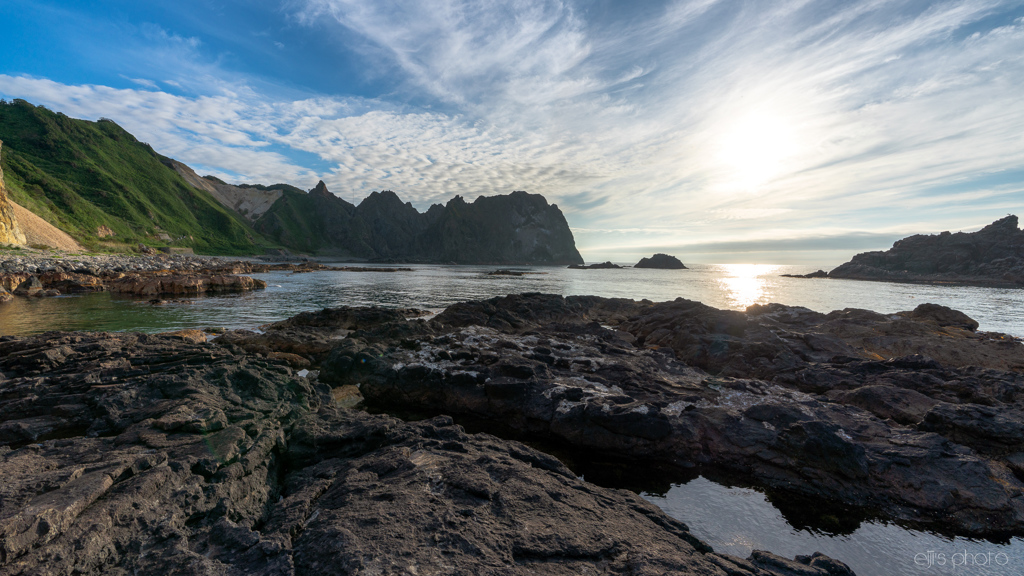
[222,294,1024,537]
[0,330,853,575]
[0,140,27,246]
[252,182,584,264]
[635,253,686,269]
[829,215,1024,286]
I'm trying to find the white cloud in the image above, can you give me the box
[3,0,1024,262]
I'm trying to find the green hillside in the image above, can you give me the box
[0,99,266,254]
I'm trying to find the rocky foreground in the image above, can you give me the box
[4,292,1024,574]
[0,328,854,575]
[221,294,1024,538]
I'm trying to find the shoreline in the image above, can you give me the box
[786,271,1024,290]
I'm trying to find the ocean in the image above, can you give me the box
[1,262,1023,336]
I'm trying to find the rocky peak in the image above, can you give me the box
[980,214,1019,233]
[311,180,331,196]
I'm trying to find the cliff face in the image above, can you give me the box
[418,192,584,265]
[829,215,1024,286]
[167,160,283,222]
[0,141,27,246]
[254,183,584,264]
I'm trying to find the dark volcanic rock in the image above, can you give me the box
[0,331,851,575]
[829,215,1024,287]
[284,293,1024,536]
[634,253,687,269]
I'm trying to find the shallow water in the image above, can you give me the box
[2,263,1023,336]
[643,477,1024,576]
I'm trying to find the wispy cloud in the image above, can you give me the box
[2,0,1023,262]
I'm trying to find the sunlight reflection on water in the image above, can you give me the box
[1,263,1023,336]
[717,264,781,308]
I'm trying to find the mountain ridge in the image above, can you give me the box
[0,99,584,264]
[245,180,584,264]
[0,99,263,254]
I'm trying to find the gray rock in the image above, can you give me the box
[0,330,852,575]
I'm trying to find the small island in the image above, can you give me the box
[568,261,623,269]
[634,253,687,269]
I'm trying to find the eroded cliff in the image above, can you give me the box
[0,141,27,246]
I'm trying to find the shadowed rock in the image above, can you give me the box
[272,293,1024,536]
[635,254,687,269]
[829,215,1024,287]
[0,330,853,575]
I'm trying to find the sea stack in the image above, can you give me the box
[634,253,686,269]
[0,140,27,246]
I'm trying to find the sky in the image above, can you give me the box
[1,0,1023,264]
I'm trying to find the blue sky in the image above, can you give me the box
[2,0,1023,264]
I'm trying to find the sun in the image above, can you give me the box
[716,112,799,192]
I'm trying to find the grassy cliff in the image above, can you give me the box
[0,99,265,254]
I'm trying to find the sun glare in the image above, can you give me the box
[718,264,780,309]
[716,113,798,192]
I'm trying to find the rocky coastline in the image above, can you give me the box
[0,252,411,302]
[568,261,623,269]
[823,215,1024,287]
[1,321,855,574]
[220,294,1024,538]
[4,290,1024,574]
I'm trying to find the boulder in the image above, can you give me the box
[13,275,42,296]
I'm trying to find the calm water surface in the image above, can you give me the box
[643,477,1024,576]
[2,263,1023,335]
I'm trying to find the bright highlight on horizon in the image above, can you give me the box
[1,0,1023,264]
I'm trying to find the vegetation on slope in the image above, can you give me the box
[0,99,266,254]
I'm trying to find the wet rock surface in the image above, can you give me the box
[0,330,853,575]
[234,293,1024,537]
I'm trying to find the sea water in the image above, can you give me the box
[642,478,1024,576]
[2,263,1023,336]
